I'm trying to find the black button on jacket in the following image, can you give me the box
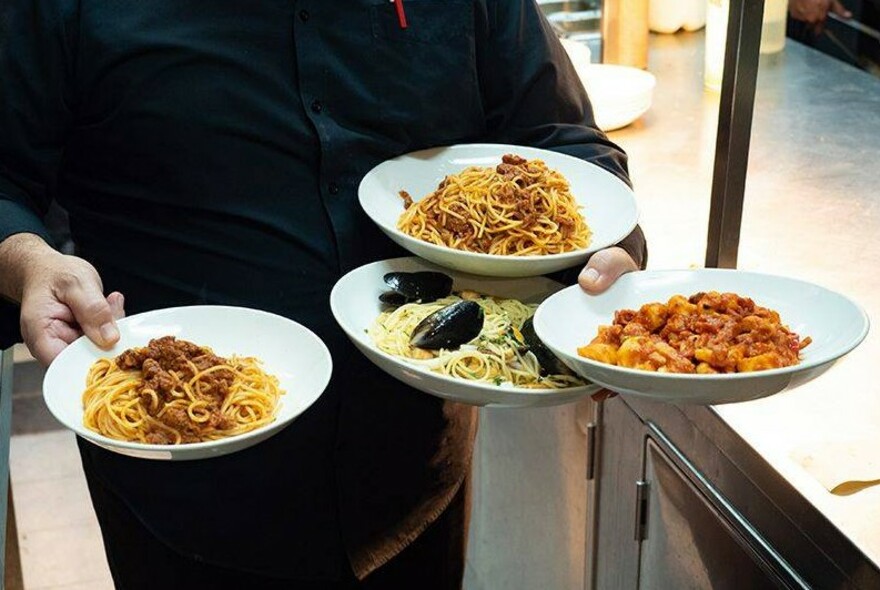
[0,0,645,580]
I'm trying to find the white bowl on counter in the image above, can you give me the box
[575,64,657,131]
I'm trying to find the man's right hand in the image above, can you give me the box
[0,233,124,365]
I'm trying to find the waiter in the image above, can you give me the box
[0,1,646,588]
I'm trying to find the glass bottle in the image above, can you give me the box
[602,0,650,69]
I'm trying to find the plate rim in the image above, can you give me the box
[42,304,334,454]
[357,142,640,262]
[533,268,871,383]
[329,256,598,398]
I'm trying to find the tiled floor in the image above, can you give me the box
[10,352,114,590]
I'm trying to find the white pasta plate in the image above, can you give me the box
[358,144,639,278]
[330,257,601,408]
[43,306,332,460]
[533,269,869,405]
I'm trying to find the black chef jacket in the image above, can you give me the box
[0,0,646,580]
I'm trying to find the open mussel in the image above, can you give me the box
[380,271,454,306]
[410,301,484,350]
[520,317,573,376]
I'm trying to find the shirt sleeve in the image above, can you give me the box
[476,0,647,269]
[0,0,76,346]
[0,0,79,246]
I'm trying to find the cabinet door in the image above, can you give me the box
[638,439,796,590]
[466,401,592,590]
[590,398,646,590]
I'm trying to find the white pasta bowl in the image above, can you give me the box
[330,257,601,407]
[576,65,656,132]
[533,269,869,405]
[43,306,332,460]
[358,144,639,278]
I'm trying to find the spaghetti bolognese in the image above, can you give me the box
[397,154,591,256]
[82,336,284,445]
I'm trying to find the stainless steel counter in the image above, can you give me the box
[612,32,880,568]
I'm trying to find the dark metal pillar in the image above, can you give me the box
[0,351,17,589]
[705,0,766,269]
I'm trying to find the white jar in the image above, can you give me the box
[704,0,787,92]
[761,0,788,54]
[650,0,707,33]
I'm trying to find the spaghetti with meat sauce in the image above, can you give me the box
[578,292,811,374]
[397,154,591,255]
[82,336,284,444]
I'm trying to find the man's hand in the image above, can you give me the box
[577,246,638,400]
[789,0,851,34]
[0,233,125,365]
[577,246,639,294]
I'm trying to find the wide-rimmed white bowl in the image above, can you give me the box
[358,144,638,278]
[330,257,600,408]
[43,306,332,460]
[575,64,657,131]
[533,269,869,405]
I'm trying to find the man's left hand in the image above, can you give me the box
[578,246,637,401]
[577,246,639,294]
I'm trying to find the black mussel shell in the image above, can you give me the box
[383,271,454,303]
[410,301,484,350]
[379,291,410,306]
[520,317,573,376]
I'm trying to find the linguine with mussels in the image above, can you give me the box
[370,292,583,389]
